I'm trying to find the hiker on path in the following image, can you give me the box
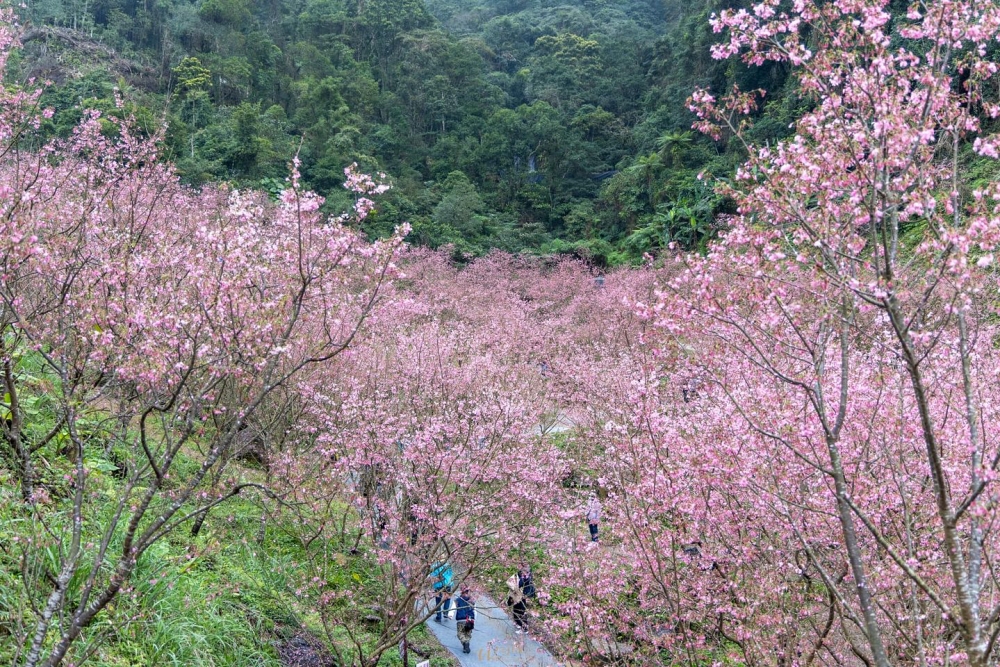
[454,587,476,654]
[506,571,528,633]
[508,562,536,633]
[586,494,601,542]
[431,562,453,623]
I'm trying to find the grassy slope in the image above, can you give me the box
[0,355,456,667]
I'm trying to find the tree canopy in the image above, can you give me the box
[15,0,794,262]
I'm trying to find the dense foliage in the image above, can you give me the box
[13,0,802,261]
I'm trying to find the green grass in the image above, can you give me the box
[0,450,465,666]
[0,347,458,667]
[106,510,287,666]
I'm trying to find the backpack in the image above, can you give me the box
[519,573,536,598]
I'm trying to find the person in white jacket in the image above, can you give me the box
[505,572,528,633]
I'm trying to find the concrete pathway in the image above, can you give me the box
[421,409,578,667]
[424,596,558,667]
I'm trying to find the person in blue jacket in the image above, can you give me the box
[453,588,475,654]
[455,588,476,653]
[430,562,453,623]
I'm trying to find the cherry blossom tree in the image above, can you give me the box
[629,0,1000,663]
[268,250,572,667]
[0,19,406,663]
[506,1,1000,665]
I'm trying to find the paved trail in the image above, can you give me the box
[424,596,557,667]
[423,412,576,667]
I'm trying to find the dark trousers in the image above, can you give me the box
[512,600,528,628]
[589,522,599,542]
[435,592,452,620]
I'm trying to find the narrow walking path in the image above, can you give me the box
[424,596,558,667]
[423,410,575,667]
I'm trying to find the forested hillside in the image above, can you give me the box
[15,0,797,261]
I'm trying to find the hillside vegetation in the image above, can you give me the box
[15,0,800,261]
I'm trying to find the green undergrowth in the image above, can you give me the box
[1,451,458,667]
[0,473,295,666]
[0,351,456,667]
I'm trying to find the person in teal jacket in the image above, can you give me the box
[430,562,453,623]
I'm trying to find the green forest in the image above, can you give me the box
[15,0,802,262]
